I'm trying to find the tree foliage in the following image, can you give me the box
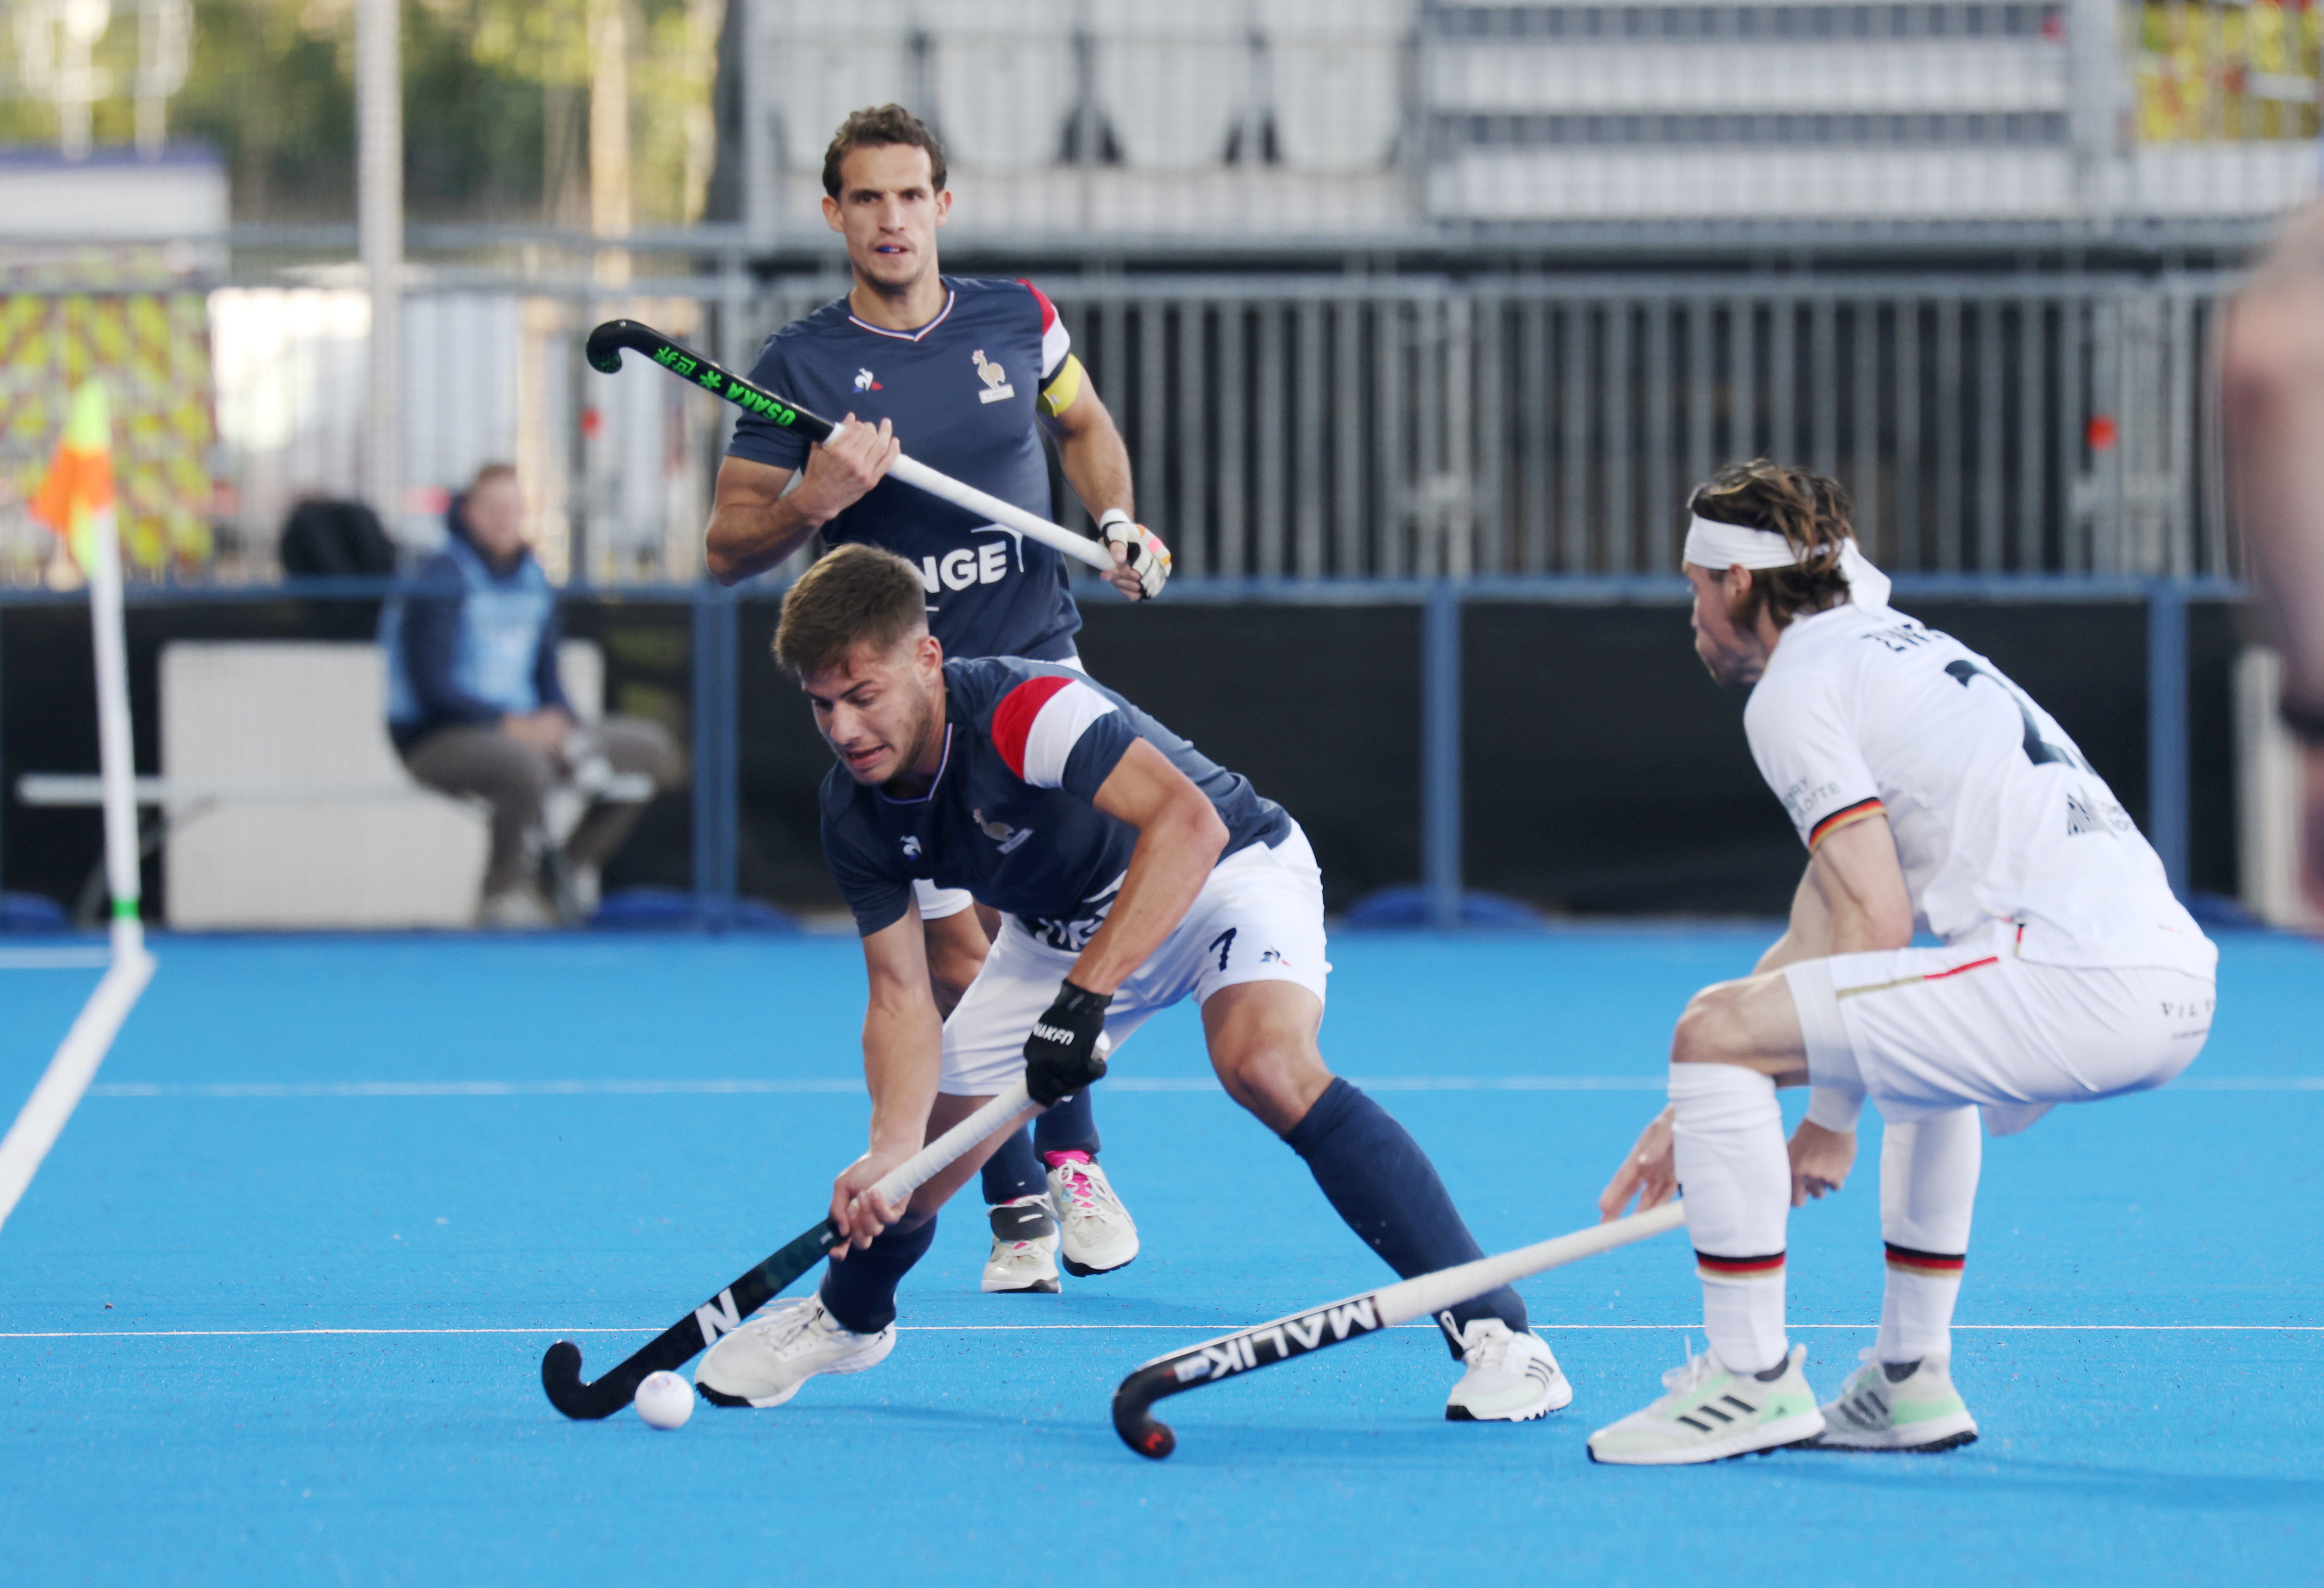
[0,0,723,225]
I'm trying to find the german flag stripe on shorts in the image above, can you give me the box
[1884,1242,1966,1278]
[1696,1249,1786,1282]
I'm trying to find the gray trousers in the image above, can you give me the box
[402,717,684,895]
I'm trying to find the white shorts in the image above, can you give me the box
[938,822,1332,1096]
[1785,922,2216,1135]
[913,653,1085,925]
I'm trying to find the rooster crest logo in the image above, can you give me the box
[853,367,882,391]
[972,350,1015,404]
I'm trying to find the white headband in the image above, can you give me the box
[1682,515,1893,615]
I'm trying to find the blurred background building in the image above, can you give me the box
[0,0,2315,926]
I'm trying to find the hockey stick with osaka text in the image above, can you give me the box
[1110,1202,1686,1458]
[586,319,1118,576]
[541,1080,1041,1420]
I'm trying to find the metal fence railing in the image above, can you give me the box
[0,267,2233,589]
[1047,274,2238,581]
[171,270,2242,589]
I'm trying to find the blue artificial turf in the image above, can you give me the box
[1,928,2317,1586]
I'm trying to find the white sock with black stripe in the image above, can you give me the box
[1670,1062,1790,1375]
[1876,1108,1980,1364]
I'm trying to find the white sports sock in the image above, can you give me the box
[1670,1063,1789,1374]
[1875,1108,1981,1363]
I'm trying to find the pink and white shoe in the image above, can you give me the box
[1044,1151,1140,1276]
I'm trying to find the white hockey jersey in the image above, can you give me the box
[1743,602,2216,978]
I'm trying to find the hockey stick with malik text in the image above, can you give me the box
[1110,1201,1687,1458]
[586,318,1120,576]
[541,1079,1041,1420]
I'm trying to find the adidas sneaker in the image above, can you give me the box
[1444,1319,1571,1422]
[1587,1342,1824,1466]
[693,1296,894,1409]
[1812,1350,1979,1452]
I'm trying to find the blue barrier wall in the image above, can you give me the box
[0,576,2250,926]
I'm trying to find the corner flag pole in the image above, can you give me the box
[86,482,142,958]
[0,382,154,1233]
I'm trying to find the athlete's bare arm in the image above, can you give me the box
[923,907,990,1019]
[1755,815,1914,974]
[1041,386,1145,600]
[1066,739,1230,996]
[2224,199,2324,905]
[704,418,901,586]
[1782,814,1913,1202]
[830,901,944,1250]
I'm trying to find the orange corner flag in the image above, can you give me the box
[30,381,116,574]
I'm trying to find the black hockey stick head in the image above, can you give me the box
[541,1339,643,1421]
[585,319,665,376]
[1111,1360,1181,1459]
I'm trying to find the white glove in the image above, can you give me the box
[1097,509,1172,601]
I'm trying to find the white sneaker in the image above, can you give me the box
[693,1296,895,1409]
[981,1194,1061,1294]
[1813,1350,1980,1452]
[1444,1318,1572,1422]
[1586,1342,1825,1466]
[1044,1151,1139,1276]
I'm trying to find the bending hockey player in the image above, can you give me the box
[695,544,1567,1424]
[1591,461,2217,1466]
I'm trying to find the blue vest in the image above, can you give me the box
[382,534,556,729]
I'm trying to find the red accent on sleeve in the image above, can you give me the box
[990,675,1075,780]
[1018,278,1059,333]
[1808,796,1885,847]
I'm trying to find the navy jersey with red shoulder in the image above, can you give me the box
[821,658,1292,949]
[729,276,1084,662]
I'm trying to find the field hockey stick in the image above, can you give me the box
[1111,1200,1687,1459]
[541,1079,1041,1420]
[585,319,1119,576]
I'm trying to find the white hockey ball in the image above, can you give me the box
[634,1370,695,1429]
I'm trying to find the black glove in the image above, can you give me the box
[1023,979,1112,1106]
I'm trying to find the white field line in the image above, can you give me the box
[82,1077,1670,1098]
[0,1322,2317,1342]
[81,1074,2324,1098]
[0,951,155,1232]
[0,948,111,970]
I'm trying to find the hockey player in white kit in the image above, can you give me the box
[1590,460,2218,1466]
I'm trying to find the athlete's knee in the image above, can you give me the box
[1210,1030,1331,1133]
[1204,982,1331,1131]
[1670,981,1752,1065]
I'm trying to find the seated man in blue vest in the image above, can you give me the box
[383,463,683,926]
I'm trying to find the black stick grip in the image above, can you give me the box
[1110,1289,1393,1459]
[585,319,840,444]
[540,1218,840,1420]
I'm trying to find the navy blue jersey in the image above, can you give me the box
[821,657,1292,948]
[729,276,1084,662]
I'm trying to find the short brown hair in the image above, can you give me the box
[1687,460,1856,629]
[469,462,517,492]
[822,105,947,199]
[774,544,929,677]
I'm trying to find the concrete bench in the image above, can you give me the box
[19,639,617,930]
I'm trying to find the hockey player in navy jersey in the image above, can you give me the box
[692,545,1570,1428]
[705,105,1170,1297]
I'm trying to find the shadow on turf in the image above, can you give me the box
[1723,1451,2324,1512]
[725,1396,2324,1505]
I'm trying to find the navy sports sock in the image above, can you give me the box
[978,1126,1049,1206]
[1283,1077,1528,1359]
[818,1215,938,1335]
[1033,1086,1100,1159]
